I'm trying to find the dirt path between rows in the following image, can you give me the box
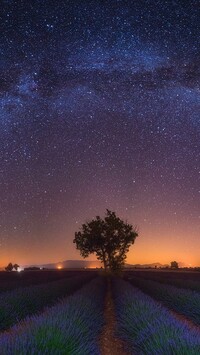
[99,278,130,355]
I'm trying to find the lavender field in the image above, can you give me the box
[0,270,200,354]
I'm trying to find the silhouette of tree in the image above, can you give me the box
[5,262,13,272]
[13,263,20,271]
[171,261,179,269]
[73,209,138,271]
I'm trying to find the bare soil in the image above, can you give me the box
[99,278,130,355]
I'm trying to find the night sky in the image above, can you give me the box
[0,0,199,267]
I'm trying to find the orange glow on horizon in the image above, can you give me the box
[1,226,200,269]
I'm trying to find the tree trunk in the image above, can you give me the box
[102,249,107,270]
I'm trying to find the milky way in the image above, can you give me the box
[0,0,199,266]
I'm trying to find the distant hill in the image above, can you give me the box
[23,260,102,269]
[22,260,169,269]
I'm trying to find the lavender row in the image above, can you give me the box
[164,278,200,293]
[126,272,200,293]
[0,277,106,355]
[112,278,200,354]
[0,270,86,294]
[127,276,200,326]
[0,273,95,332]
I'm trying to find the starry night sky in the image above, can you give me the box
[0,0,199,267]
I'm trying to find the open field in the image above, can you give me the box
[124,269,200,280]
[0,269,96,293]
[0,269,200,354]
[124,269,200,293]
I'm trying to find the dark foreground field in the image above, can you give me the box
[0,269,200,354]
[0,269,93,293]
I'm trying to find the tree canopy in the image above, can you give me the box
[73,209,138,270]
[5,263,20,272]
[171,261,179,269]
[5,263,13,272]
